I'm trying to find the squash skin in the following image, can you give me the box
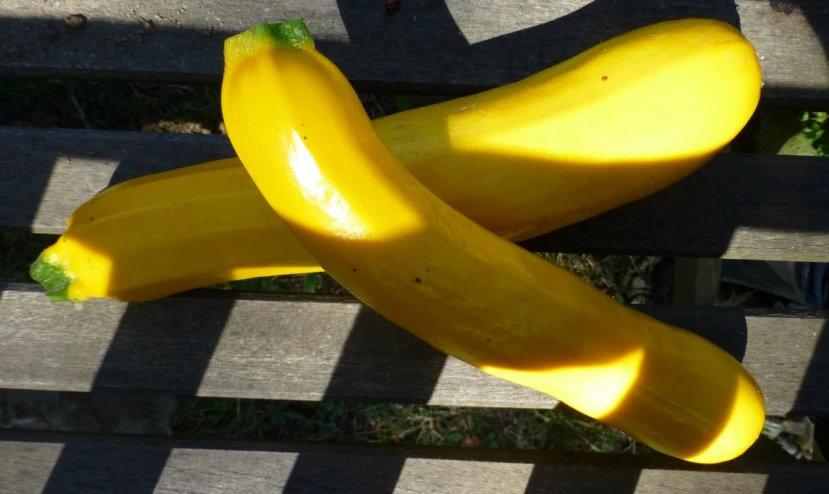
[221,19,764,464]
[32,16,761,302]
[31,158,320,302]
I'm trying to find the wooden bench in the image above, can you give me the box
[1,1,829,492]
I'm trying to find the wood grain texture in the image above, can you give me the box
[1,282,827,415]
[673,259,723,306]
[0,430,827,494]
[2,127,829,261]
[1,1,827,105]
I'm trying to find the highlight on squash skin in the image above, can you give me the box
[33,16,761,302]
[482,337,764,464]
[221,19,765,463]
[483,348,646,420]
[371,16,762,240]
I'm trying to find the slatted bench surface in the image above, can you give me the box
[1,0,828,105]
[2,1,829,493]
[2,127,829,261]
[1,282,828,415]
[2,430,828,494]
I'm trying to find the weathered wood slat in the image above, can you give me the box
[1,1,828,105]
[0,430,827,494]
[522,149,829,260]
[2,127,828,261]
[673,259,723,306]
[1,282,827,415]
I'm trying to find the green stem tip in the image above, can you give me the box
[29,253,73,302]
[225,19,315,60]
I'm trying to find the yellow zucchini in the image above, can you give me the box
[221,19,764,463]
[31,16,761,302]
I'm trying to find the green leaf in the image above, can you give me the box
[283,410,314,425]
[303,273,319,293]
[444,431,461,445]
[779,131,821,156]
[484,439,500,448]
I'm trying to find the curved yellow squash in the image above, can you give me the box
[220,19,764,463]
[31,17,761,302]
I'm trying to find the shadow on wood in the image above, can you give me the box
[41,441,171,494]
[40,298,234,493]
[283,306,448,493]
[763,315,829,493]
[1,0,827,101]
[0,136,61,235]
[519,154,829,261]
